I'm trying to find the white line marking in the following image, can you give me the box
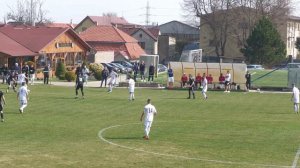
[98,122,290,168]
[292,146,300,168]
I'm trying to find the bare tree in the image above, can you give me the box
[183,0,291,58]
[6,0,51,26]
[183,0,236,58]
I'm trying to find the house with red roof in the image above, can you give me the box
[37,22,77,29]
[79,26,145,63]
[120,26,160,55]
[74,16,131,33]
[0,25,90,73]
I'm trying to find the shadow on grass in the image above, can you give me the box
[166,97,191,100]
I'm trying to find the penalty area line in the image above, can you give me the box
[292,146,300,168]
[98,123,289,168]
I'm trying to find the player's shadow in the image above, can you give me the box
[166,97,189,99]
[105,136,141,140]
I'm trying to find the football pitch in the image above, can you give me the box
[0,84,299,168]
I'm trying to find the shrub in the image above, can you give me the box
[93,70,102,80]
[65,71,76,82]
[55,62,66,80]
[89,63,103,73]
[89,63,104,80]
[26,61,34,66]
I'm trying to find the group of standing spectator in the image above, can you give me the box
[132,61,155,82]
[1,63,36,90]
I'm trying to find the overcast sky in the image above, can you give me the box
[0,0,300,25]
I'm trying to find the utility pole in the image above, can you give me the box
[30,0,34,26]
[145,1,150,26]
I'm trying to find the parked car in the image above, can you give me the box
[116,63,132,73]
[247,64,264,70]
[111,61,133,69]
[110,63,131,74]
[101,63,120,73]
[157,64,168,72]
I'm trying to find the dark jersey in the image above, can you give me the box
[188,78,195,88]
[168,69,173,77]
[245,74,251,82]
[76,75,84,86]
[149,65,155,75]
[0,91,3,110]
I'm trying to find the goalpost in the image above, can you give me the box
[288,63,300,88]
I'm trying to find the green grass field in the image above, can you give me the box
[250,69,288,88]
[0,84,299,168]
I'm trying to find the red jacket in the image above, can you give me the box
[195,75,202,82]
[181,75,188,82]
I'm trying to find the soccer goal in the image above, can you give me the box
[288,63,300,88]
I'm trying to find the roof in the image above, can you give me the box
[0,26,69,52]
[79,26,138,43]
[288,15,300,21]
[90,43,144,60]
[120,27,158,41]
[147,27,160,39]
[75,16,130,30]
[0,26,90,54]
[0,32,36,56]
[80,26,145,59]
[159,20,198,29]
[89,16,129,25]
[37,23,77,29]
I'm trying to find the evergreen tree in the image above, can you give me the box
[241,17,286,66]
[55,62,66,80]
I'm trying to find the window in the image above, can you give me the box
[65,53,74,66]
[36,55,51,69]
[75,52,83,65]
[139,34,143,38]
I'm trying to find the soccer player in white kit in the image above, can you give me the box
[17,82,29,113]
[202,73,208,99]
[224,70,231,93]
[108,70,118,93]
[18,71,27,86]
[128,76,135,101]
[291,83,300,114]
[140,99,157,140]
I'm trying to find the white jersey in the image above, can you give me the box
[144,104,157,122]
[109,71,117,84]
[82,68,89,77]
[225,73,231,82]
[293,86,300,103]
[18,73,26,84]
[128,78,135,93]
[202,77,208,92]
[18,86,28,101]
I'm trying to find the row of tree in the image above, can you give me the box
[6,0,51,26]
